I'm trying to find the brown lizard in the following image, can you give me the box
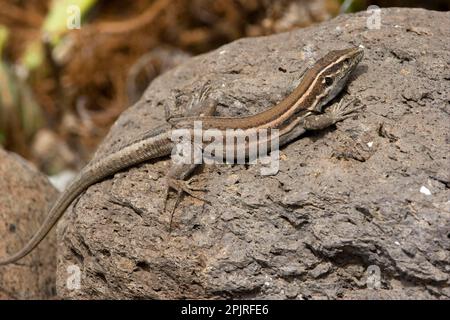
[0,47,364,265]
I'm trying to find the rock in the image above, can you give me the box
[57,8,450,299]
[0,149,58,299]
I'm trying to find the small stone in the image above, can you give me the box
[420,186,431,195]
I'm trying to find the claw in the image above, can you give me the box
[169,190,183,232]
[162,185,170,213]
[169,178,210,204]
[163,177,210,230]
[185,177,208,191]
[187,82,212,113]
[166,82,213,123]
[329,98,364,122]
[199,83,212,102]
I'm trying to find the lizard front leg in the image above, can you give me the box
[278,99,363,147]
[302,98,363,131]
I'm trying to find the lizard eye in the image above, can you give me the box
[324,76,334,86]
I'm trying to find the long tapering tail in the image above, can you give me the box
[0,127,173,265]
[0,168,101,265]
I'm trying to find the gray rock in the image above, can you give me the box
[57,8,450,299]
[0,149,58,299]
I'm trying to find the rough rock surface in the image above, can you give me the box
[57,8,450,299]
[0,149,58,299]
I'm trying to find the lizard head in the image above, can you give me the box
[308,46,364,112]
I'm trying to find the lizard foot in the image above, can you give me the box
[167,177,209,201]
[328,98,365,123]
[166,83,214,123]
[163,177,210,231]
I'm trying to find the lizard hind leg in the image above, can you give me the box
[163,172,211,231]
[162,155,213,227]
[166,82,217,123]
[166,176,210,202]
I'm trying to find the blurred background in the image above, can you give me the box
[0,0,448,177]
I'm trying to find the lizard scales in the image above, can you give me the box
[0,47,364,265]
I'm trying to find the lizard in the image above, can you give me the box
[0,46,364,266]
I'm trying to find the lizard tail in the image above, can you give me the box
[0,129,173,266]
[0,172,95,266]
